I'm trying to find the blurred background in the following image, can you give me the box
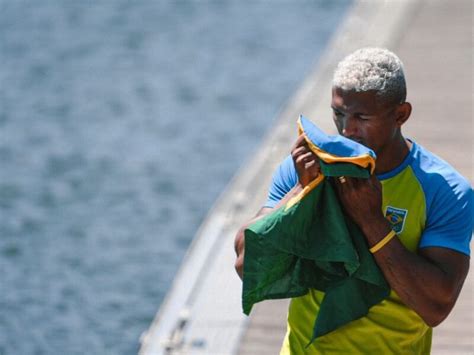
[0,1,352,354]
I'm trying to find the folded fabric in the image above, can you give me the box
[242,115,390,344]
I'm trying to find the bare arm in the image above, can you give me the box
[234,184,305,279]
[335,175,470,327]
[234,206,273,280]
[234,135,321,279]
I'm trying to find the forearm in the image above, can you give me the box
[234,183,305,279]
[361,218,465,326]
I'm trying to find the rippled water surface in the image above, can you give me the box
[0,1,351,354]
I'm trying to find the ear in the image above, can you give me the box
[395,102,412,126]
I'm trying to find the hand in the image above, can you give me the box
[291,135,320,187]
[334,174,387,232]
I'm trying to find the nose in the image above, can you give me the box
[341,116,358,138]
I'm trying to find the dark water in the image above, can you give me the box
[0,1,351,354]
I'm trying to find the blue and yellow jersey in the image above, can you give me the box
[265,140,472,354]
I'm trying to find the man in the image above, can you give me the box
[234,48,472,354]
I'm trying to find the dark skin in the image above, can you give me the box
[234,87,470,327]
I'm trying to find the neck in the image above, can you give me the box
[374,135,410,175]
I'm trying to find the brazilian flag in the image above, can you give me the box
[242,116,390,344]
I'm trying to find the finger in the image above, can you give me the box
[348,178,366,192]
[291,135,308,151]
[292,145,310,157]
[333,177,347,204]
[356,177,375,188]
[369,174,382,192]
[369,173,380,185]
[304,159,320,169]
[296,151,316,164]
[292,148,316,166]
[335,176,353,191]
[345,177,356,188]
[304,160,321,175]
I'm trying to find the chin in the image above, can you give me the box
[348,136,367,147]
[357,140,376,152]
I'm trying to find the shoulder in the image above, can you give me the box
[410,142,472,255]
[410,142,471,208]
[264,155,298,208]
[275,154,298,183]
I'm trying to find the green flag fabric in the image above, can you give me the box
[241,116,390,344]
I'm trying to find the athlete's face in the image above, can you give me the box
[331,87,407,155]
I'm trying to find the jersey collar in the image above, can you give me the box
[376,139,416,181]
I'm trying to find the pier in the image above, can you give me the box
[140,0,473,354]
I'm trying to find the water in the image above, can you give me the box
[0,1,351,354]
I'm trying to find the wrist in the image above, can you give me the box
[370,230,397,253]
[360,216,393,247]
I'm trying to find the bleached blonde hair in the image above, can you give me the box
[332,47,407,104]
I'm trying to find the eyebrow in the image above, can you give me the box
[331,106,373,116]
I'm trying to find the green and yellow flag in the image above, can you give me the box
[242,116,390,344]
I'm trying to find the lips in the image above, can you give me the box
[346,136,365,145]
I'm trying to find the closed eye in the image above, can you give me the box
[355,112,374,120]
[332,109,344,118]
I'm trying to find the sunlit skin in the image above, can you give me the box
[234,87,469,328]
[331,87,411,174]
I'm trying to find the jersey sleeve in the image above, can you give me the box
[418,176,473,256]
[264,155,299,208]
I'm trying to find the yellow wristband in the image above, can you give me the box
[369,230,397,253]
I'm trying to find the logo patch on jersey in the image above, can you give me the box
[385,206,408,234]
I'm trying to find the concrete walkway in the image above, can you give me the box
[399,1,473,354]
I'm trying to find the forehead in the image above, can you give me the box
[331,87,386,111]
